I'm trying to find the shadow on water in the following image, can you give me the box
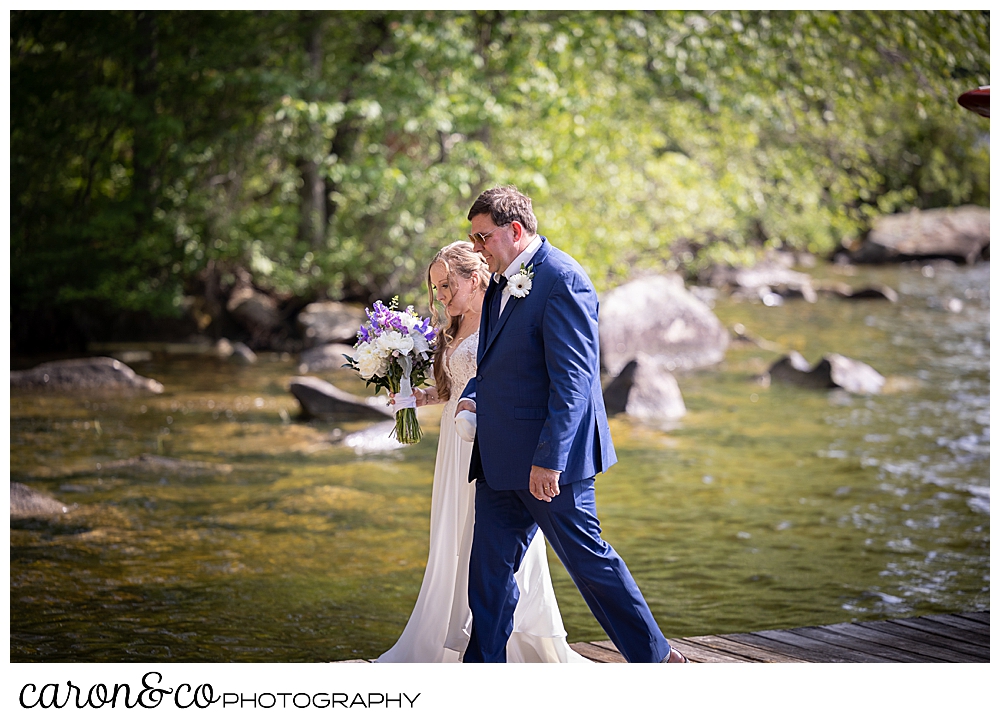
[10,262,989,661]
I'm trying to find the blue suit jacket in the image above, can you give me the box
[462,238,617,490]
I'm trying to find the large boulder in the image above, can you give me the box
[600,275,729,376]
[288,376,393,421]
[298,343,357,373]
[10,357,164,393]
[297,301,367,348]
[850,206,989,264]
[603,354,686,424]
[10,482,73,518]
[766,351,885,394]
[227,276,283,344]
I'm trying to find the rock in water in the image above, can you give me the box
[231,341,258,365]
[710,263,818,303]
[10,357,164,393]
[600,275,729,376]
[766,351,830,389]
[288,376,393,421]
[298,343,357,373]
[767,352,885,394]
[214,338,236,358]
[10,482,73,518]
[604,354,686,424]
[297,301,367,347]
[851,206,989,264]
[814,281,898,302]
[824,354,886,395]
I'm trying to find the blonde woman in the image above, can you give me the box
[377,241,587,663]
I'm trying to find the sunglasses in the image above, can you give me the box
[468,224,509,245]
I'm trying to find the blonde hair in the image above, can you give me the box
[426,241,489,400]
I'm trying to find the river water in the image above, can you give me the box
[10,261,989,662]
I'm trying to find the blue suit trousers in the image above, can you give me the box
[465,477,671,663]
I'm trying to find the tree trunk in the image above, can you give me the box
[297,12,327,249]
[131,10,159,241]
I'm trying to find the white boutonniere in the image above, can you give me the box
[508,263,534,298]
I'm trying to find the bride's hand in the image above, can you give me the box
[391,388,429,407]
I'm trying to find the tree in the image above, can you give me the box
[10,10,989,351]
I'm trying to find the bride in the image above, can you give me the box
[377,241,588,663]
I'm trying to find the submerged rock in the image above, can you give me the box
[815,281,898,302]
[101,455,234,476]
[10,357,164,394]
[766,352,885,394]
[600,274,729,376]
[850,206,989,264]
[604,354,686,424]
[10,482,74,518]
[288,376,393,421]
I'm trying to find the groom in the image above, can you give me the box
[456,186,685,663]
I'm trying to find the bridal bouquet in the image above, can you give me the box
[344,298,436,444]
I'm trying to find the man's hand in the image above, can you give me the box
[456,399,477,415]
[530,465,561,502]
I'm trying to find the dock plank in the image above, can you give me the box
[887,615,991,647]
[812,623,961,663]
[330,610,988,663]
[782,626,915,662]
[670,638,749,663]
[725,631,857,662]
[922,613,989,635]
[815,622,954,662]
[570,641,626,663]
[684,634,808,663]
[739,628,900,662]
[855,620,989,660]
[957,611,989,625]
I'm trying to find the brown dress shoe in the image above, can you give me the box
[661,646,689,663]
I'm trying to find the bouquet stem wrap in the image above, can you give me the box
[392,355,421,444]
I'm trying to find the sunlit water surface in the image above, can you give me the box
[10,262,989,662]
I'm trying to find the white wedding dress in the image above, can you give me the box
[377,332,589,663]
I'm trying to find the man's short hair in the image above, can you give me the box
[467,185,538,236]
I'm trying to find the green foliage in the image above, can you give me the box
[11,10,989,332]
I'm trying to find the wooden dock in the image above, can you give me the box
[570,611,989,663]
[336,611,989,662]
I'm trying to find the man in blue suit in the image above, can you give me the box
[456,186,686,663]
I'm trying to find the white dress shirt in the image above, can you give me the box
[497,235,542,315]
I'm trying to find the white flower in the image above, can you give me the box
[397,311,420,332]
[355,343,385,379]
[508,263,534,298]
[376,330,414,356]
